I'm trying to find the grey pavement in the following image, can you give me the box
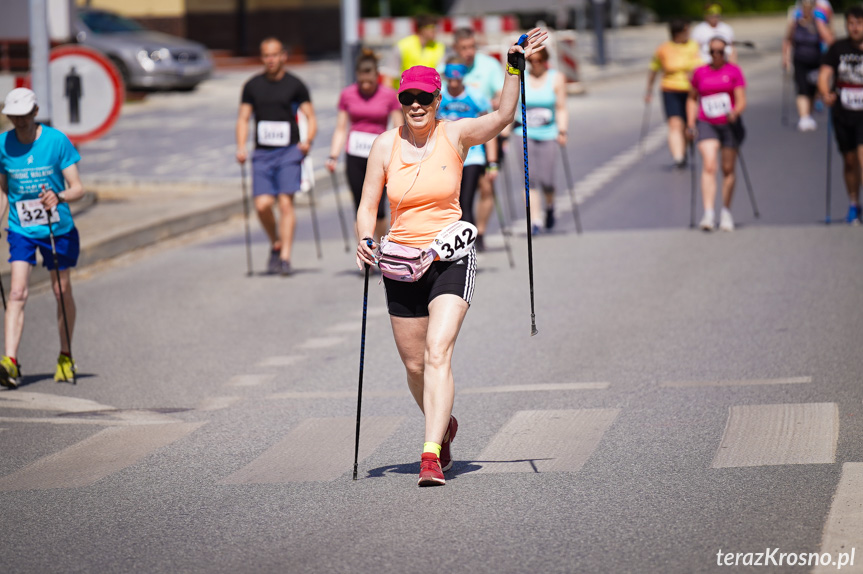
[2,14,862,573]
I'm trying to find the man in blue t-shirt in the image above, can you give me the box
[0,88,85,388]
[437,58,498,239]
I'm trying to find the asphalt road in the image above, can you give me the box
[1,50,862,574]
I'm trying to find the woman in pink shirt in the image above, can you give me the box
[686,37,747,232]
[327,49,403,242]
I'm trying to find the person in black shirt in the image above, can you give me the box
[819,5,863,224]
[236,37,318,274]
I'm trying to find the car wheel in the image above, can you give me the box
[108,56,130,87]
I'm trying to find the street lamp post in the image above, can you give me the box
[592,0,606,67]
[28,0,52,123]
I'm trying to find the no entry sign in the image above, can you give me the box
[49,45,124,144]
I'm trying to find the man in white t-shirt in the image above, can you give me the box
[691,3,736,63]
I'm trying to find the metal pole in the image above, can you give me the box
[29,0,52,124]
[341,0,361,87]
[592,0,607,67]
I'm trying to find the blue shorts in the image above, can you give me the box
[252,145,303,197]
[662,90,688,120]
[7,227,80,270]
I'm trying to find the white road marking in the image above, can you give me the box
[326,322,361,333]
[661,376,812,388]
[0,416,172,426]
[475,409,620,474]
[0,422,204,491]
[712,403,838,468]
[0,391,120,413]
[220,416,404,483]
[812,463,863,574]
[198,396,242,411]
[269,390,402,400]
[459,382,609,394]
[257,355,305,368]
[226,374,276,387]
[298,337,345,350]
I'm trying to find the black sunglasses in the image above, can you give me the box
[398,91,436,106]
[710,48,725,55]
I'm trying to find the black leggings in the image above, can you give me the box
[347,154,386,220]
[459,164,485,225]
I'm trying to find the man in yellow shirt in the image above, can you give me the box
[383,14,445,89]
[645,19,702,168]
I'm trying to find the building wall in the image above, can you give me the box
[76,0,341,56]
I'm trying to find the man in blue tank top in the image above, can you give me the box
[0,88,85,387]
[437,58,499,231]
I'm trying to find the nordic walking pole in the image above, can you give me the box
[689,139,697,228]
[240,163,253,276]
[638,98,652,156]
[44,200,76,385]
[492,182,515,268]
[734,139,760,219]
[559,143,583,234]
[353,238,373,481]
[330,171,351,252]
[501,145,518,223]
[308,183,323,259]
[514,32,538,336]
[0,206,7,309]
[826,115,833,224]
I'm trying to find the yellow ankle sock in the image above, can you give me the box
[423,442,442,457]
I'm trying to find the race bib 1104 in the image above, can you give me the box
[257,121,290,146]
[841,88,863,111]
[701,92,733,119]
[347,131,378,158]
[16,199,60,228]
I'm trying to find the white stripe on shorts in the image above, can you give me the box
[463,247,477,304]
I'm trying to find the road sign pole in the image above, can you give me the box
[28,0,52,124]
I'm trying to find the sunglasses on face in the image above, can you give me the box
[710,48,725,55]
[398,91,436,106]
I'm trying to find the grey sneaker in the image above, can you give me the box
[279,259,292,276]
[266,249,280,274]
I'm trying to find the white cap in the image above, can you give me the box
[3,88,37,116]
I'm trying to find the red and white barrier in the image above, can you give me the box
[555,30,579,84]
[359,15,518,45]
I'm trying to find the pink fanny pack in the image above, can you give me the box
[377,236,434,282]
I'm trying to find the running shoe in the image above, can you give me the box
[531,223,541,236]
[0,356,21,389]
[266,249,281,274]
[699,210,715,232]
[418,452,445,487]
[279,259,292,276]
[797,116,817,132]
[846,205,861,225]
[719,208,735,232]
[439,416,459,472]
[54,354,76,383]
[545,208,555,231]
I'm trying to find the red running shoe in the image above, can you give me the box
[439,416,458,472]
[418,452,445,487]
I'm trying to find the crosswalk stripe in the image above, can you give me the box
[812,463,863,574]
[661,377,812,388]
[475,409,620,474]
[711,403,838,468]
[257,356,304,368]
[0,422,204,491]
[459,383,609,394]
[220,416,404,484]
[226,374,276,387]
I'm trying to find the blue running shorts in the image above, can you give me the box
[252,145,304,197]
[7,227,80,270]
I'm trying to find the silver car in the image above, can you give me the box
[73,9,213,90]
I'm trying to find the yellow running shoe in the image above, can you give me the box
[0,356,21,389]
[54,354,76,383]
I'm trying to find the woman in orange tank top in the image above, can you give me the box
[355,29,548,487]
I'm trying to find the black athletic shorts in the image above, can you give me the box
[662,90,689,120]
[383,249,477,318]
[832,112,863,154]
[696,119,745,149]
[793,62,819,99]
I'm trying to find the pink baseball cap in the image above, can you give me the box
[398,66,441,94]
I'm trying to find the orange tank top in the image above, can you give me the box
[385,121,463,249]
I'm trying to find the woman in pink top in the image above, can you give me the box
[355,30,548,487]
[326,49,402,242]
[687,37,747,232]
